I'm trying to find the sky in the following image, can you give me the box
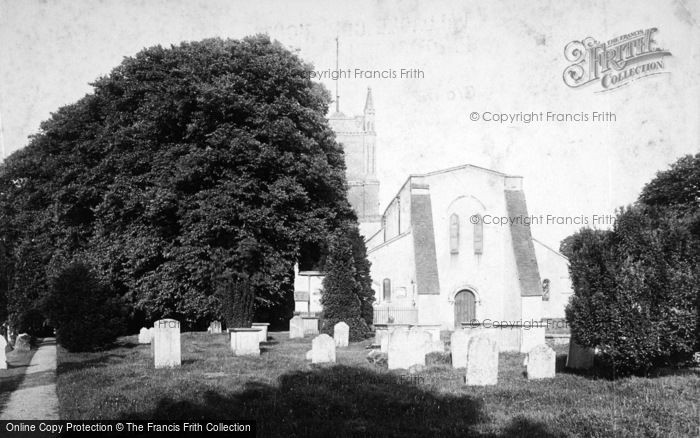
[0,0,698,249]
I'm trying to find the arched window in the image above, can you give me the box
[449,214,460,254]
[382,278,391,302]
[473,213,483,254]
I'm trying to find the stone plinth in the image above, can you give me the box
[302,317,319,336]
[230,328,261,356]
[252,323,270,343]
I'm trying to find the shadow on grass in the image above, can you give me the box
[57,354,129,373]
[0,342,39,414]
[112,365,562,438]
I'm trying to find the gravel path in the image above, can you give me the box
[0,338,59,420]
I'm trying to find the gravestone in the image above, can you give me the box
[566,341,595,370]
[251,323,269,343]
[305,350,313,360]
[450,329,471,368]
[387,327,410,369]
[208,321,222,334]
[230,328,260,356]
[153,319,181,368]
[289,316,304,339]
[138,327,152,344]
[15,334,31,352]
[311,334,336,364]
[374,324,389,346]
[302,316,319,336]
[388,327,430,370]
[334,322,349,347]
[0,336,7,370]
[428,337,445,353]
[526,344,556,379]
[380,334,390,353]
[465,336,498,386]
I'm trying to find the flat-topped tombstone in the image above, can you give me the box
[0,336,7,369]
[566,341,595,370]
[302,316,319,336]
[408,327,431,363]
[289,316,304,339]
[230,328,260,356]
[387,327,411,370]
[311,334,336,364]
[380,334,390,353]
[451,330,471,368]
[153,319,181,368]
[388,327,430,370]
[334,322,349,347]
[138,327,152,344]
[15,333,31,352]
[465,336,498,386]
[208,321,222,334]
[251,323,269,343]
[527,344,556,379]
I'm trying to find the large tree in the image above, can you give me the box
[0,35,356,331]
[565,153,700,376]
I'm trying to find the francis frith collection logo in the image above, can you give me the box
[563,28,672,91]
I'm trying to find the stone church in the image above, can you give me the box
[293,89,572,349]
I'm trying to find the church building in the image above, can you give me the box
[293,89,573,349]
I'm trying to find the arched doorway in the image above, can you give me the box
[454,290,476,323]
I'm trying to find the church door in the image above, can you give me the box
[454,290,476,324]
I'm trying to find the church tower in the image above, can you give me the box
[328,87,381,237]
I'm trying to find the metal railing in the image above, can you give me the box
[373,306,418,324]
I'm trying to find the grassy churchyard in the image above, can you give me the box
[56,331,700,437]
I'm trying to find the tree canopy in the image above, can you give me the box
[564,153,700,375]
[0,35,357,332]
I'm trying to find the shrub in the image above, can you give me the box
[320,228,371,341]
[565,193,700,376]
[44,262,125,352]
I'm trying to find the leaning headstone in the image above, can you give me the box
[138,327,152,344]
[230,328,260,356]
[334,322,349,347]
[566,340,595,370]
[527,344,556,379]
[251,323,269,343]
[289,316,304,339]
[153,319,181,368]
[0,336,7,369]
[450,330,470,368]
[14,334,31,352]
[311,334,336,364]
[208,321,222,334]
[465,336,498,386]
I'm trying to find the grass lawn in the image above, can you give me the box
[56,332,699,437]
